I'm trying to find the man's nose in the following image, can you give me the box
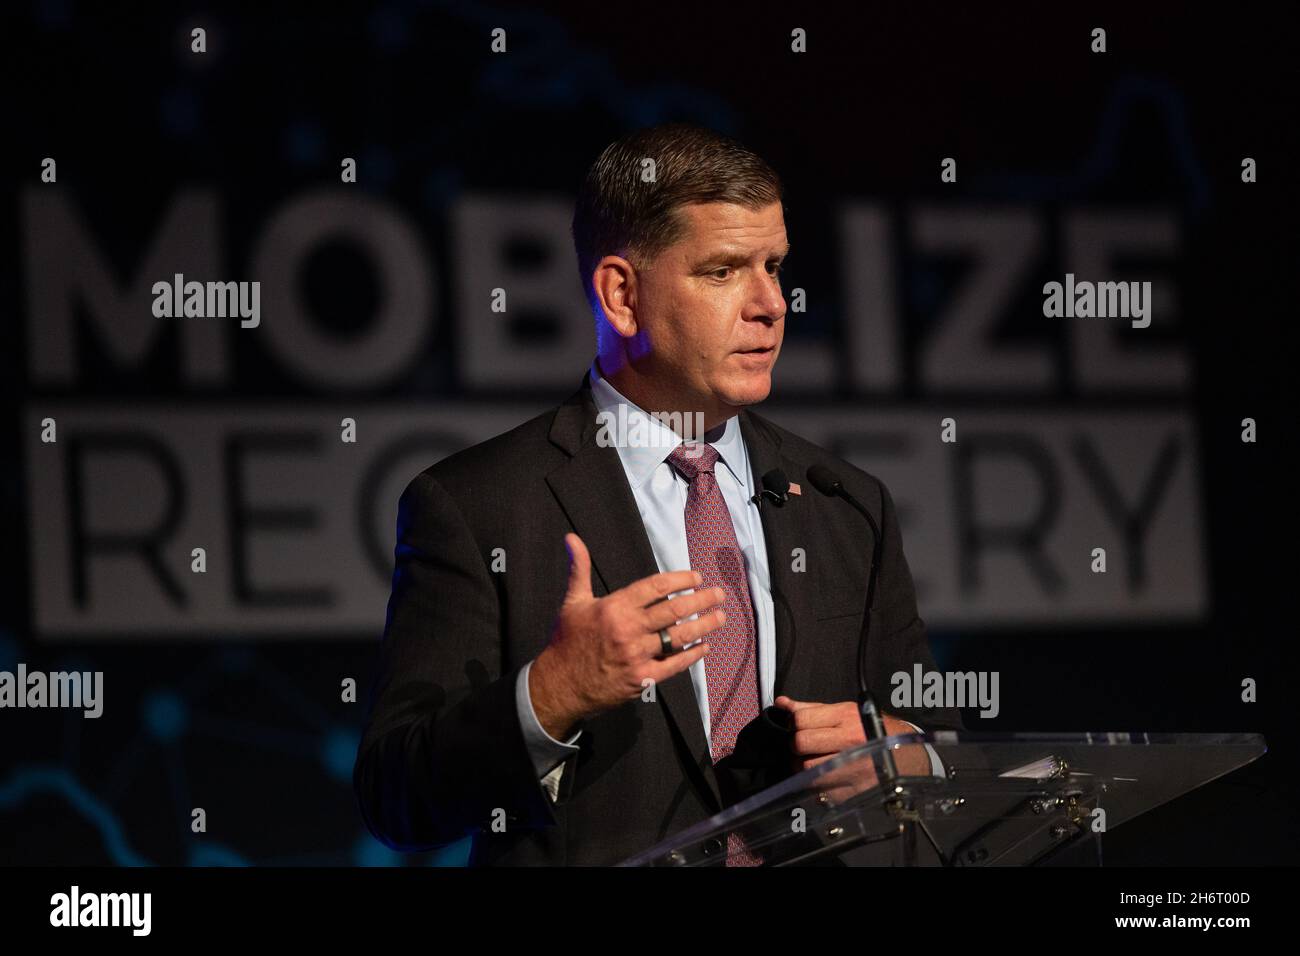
[745,272,786,323]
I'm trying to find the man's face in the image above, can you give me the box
[630,200,788,416]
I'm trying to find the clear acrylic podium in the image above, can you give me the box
[621,731,1267,866]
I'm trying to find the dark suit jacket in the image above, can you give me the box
[353,376,961,865]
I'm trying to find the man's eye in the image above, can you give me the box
[710,267,732,280]
[767,261,784,276]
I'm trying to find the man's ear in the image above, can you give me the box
[592,255,639,339]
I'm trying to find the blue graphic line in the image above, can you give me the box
[4,627,371,865]
[0,767,152,867]
[972,74,1211,213]
[188,843,252,867]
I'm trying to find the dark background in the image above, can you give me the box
[2,1,1296,866]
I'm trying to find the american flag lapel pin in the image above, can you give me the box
[788,482,801,496]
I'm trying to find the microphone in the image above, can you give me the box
[806,464,882,701]
[749,469,791,508]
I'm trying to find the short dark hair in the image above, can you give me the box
[571,123,783,305]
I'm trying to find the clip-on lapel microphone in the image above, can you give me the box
[750,469,791,508]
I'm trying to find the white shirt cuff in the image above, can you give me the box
[515,660,582,785]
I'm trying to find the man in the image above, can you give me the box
[353,124,960,866]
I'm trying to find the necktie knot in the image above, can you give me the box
[668,442,719,481]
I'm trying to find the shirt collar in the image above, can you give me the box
[588,358,749,491]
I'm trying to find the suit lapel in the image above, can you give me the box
[545,379,724,810]
[739,411,820,703]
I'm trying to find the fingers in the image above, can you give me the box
[775,697,851,730]
[641,607,725,657]
[787,705,846,730]
[636,584,727,659]
[641,586,727,631]
[777,698,870,763]
[805,759,878,806]
[775,695,813,711]
[792,727,859,756]
[620,569,704,607]
[642,641,709,684]
[562,533,593,603]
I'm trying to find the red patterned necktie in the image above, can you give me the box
[667,442,763,867]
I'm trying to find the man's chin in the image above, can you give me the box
[718,375,773,409]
